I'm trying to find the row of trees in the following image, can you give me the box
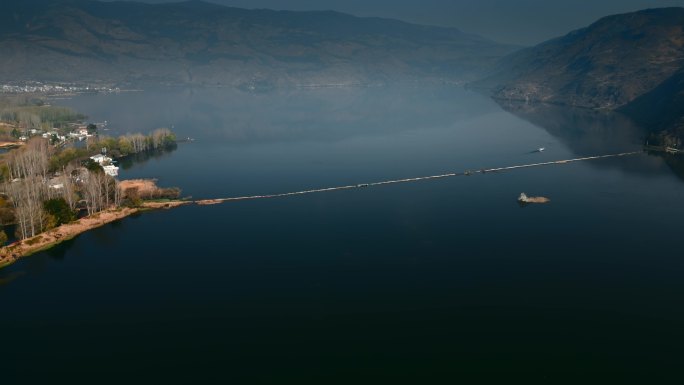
[97,128,177,158]
[82,171,122,216]
[45,128,176,172]
[0,106,85,131]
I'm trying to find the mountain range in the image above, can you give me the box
[2,1,683,142]
[0,0,514,87]
[485,7,684,144]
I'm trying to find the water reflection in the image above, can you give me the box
[497,100,680,178]
[43,238,78,261]
[0,216,143,284]
[3,87,684,380]
[0,271,24,286]
[60,86,495,144]
[498,100,645,154]
[117,144,178,170]
[662,154,684,182]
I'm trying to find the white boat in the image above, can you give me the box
[538,147,545,152]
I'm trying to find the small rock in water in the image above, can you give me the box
[518,192,550,204]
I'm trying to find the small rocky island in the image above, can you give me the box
[518,192,550,204]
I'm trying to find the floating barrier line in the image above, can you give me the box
[195,151,642,205]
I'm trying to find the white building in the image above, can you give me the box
[90,154,113,165]
[70,132,87,141]
[102,165,119,177]
[43,132,66,142]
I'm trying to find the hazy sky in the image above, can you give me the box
[132,0,684,45]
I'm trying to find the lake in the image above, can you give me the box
[2,86,683,382]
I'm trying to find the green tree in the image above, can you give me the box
[118,137,133,155]
[84,159,103,173]
[43,198,76,226]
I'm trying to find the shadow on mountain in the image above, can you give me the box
[497,100,684,180]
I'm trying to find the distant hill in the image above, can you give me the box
[483,7,684,143]
[0,0,515,87]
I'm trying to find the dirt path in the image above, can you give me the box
[141,200,193,209]
[120,179,160,196]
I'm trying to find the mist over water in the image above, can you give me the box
[2,86,683,381]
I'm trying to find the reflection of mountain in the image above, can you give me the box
[0,0,514,86]
[498,101,644,154]
[497,100,680,177]
[661,154,684,182]
[619,67,684,147]
[62,86,497,143]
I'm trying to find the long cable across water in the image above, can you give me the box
[195,151,642,205]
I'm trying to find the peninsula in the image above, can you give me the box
[0,96,182,270]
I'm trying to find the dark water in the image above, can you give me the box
[2,86,684,382]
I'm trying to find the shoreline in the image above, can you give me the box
[0,200,191,270]
[0,141,23,149]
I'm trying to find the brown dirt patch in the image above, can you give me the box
[196,199,224,206]
[141,201,192,209]
[120,179,160,196]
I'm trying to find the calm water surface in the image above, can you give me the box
[1,86,683,382]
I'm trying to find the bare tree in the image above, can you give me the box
[151,128,173,149]
[83,171,103,215]
[60,166,78,211]
[113,179,122,207]
[4,177,47,239]
[3,140,53,239]
[82,171,119,215]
